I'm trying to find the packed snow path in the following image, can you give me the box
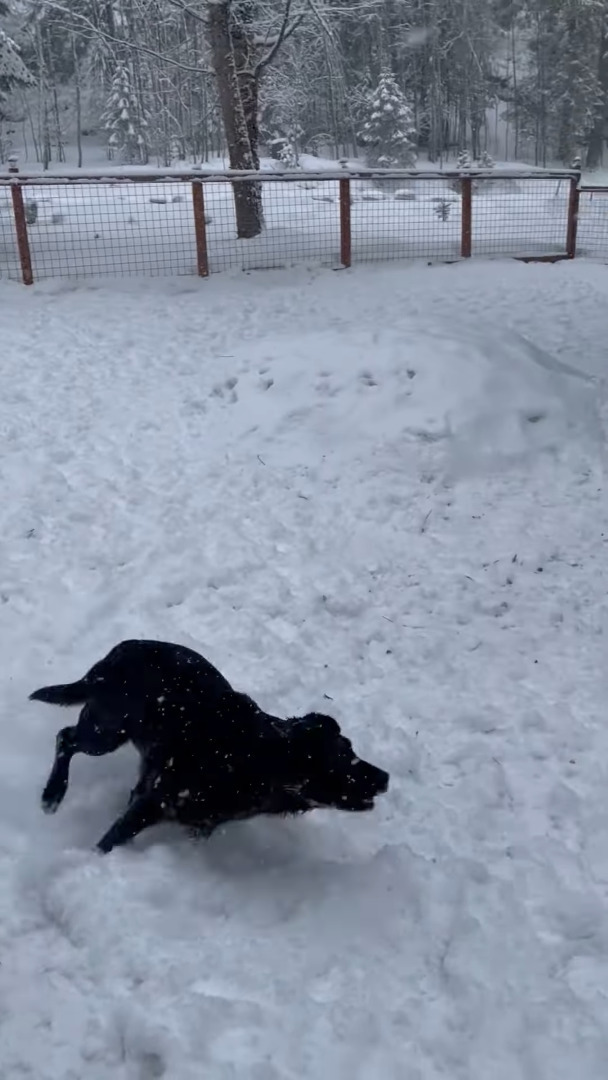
[1,260,608,1079]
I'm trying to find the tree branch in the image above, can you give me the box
[255,0,307,73]
[39,0,211,76]
[164,0,209,27]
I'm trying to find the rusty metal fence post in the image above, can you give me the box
[339,178,351,268]
[191,180,209,277]
[566,173,581,259]
[460,176,472,258]
[8,158,33,285]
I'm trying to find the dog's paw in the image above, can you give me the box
[41,791,62,814]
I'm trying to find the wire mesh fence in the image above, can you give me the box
[0,186,21,278]
[0,166,600,285]
[351,176,462,263]
[577,189,608,259]
[473,176,573,257]
[205,176,342,271]
[4,180,199,279]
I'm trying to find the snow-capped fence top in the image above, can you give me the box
[0,165,581,185]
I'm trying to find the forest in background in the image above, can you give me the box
[0,1,606,199]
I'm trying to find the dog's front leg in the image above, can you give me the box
[96,794,163,854]
[127,743,168,807]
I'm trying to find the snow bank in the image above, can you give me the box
[1,260,608,1079]
[207,322,603,479]
[444,331,604,475]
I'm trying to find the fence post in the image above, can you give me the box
[460,176,472,258]
[566,172,580,259]
[339,177,351,268]
[191,180,209,277]
[8,158,33,285]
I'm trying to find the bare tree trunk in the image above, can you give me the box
[46,21,65,163]
[231,0,260,169]
[23,96,40,162]
[557,12,578,164]
[427,5,443,163]
[510,21,519,159]
[586,23,608,167]
[72,35,83,167]
[35,23,51,169]
[52,86,65,162]
[207,0,263,239]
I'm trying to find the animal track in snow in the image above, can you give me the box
[210,377,239,404]
[359,371,379,387]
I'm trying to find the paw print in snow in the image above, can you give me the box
[315,372,339,397]
[211,377,239,404]
[359,371,378,387]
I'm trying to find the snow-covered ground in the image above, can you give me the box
[1,162,607,280]
[1,258,608,1078]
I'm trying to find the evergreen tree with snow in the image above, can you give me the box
[278,139,297,168]
[0,1,33,120]
[102,63,148,164]
[358,72,417,168]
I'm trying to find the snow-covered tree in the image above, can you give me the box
[0,1,33,120]
[458,148,494,170]
[505,0,605,165]
[358,71,417,168]
[102,63,148,164]
[3,0,606,173]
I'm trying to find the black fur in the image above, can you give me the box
[31,639,389,853]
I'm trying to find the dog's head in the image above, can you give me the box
[282,713,389,813]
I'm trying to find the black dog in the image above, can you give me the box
[31,639,389,853]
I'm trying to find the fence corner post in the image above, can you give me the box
[460,176,472,258]
[8,158,34,286]
[192,180,209,277]
[566,169,581,259]
[339,177,351,268]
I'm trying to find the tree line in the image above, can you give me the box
[1,0,607,235]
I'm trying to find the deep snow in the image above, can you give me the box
[1,259,608,1078]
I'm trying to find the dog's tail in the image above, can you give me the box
[29,680,89,706]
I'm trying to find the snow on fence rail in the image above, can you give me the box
[0,164,603,285]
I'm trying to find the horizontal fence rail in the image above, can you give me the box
[0,165,603,285]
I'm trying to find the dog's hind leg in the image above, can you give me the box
[41,703,129,814]
[96,794,163,854]
[42,726,80,813]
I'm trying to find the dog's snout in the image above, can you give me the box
[375,768,389,794]
[354,759,389,794]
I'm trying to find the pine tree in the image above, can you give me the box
[551,0,603,165]
[0,1,33,120]
[510,0,604,165]
[102,63,148,164]
[434,198,452,221]
[358,71,417,168]
[278,139,297,168]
